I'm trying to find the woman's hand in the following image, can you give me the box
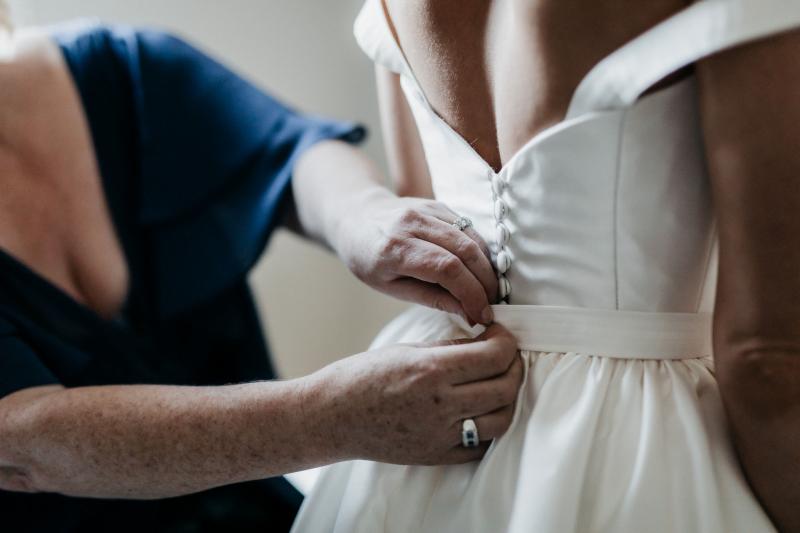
[292,140,497,324]
[335,188,498,326]
[303,324,522,465]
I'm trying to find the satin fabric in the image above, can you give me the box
[292,0,798,531]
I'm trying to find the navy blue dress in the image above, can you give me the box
[0,20,364,532]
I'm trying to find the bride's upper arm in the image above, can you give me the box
[696,29,800,394]
[375,64,433,198]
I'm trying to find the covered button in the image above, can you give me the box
[491,174,506,196]
[494,199,508,221]
[495,223,510,246]
[496,249,512,273]
[499,275,512,299]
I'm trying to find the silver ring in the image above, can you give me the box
[461,418,479,448]
[452,215,473,232]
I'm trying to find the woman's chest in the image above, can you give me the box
[0,40,128,319]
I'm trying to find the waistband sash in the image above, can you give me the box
[491,305,713,360]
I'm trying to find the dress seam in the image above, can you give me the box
[612,109,628,310]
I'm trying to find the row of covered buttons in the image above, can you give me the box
[490,173,512,301]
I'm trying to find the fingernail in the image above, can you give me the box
[481,306,494,324]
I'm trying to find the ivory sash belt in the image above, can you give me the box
[491,305,713,360]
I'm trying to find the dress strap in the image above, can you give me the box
[566,0,800,119]
[353,0,408,76]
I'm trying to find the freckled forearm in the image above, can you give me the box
[0,378,341,499]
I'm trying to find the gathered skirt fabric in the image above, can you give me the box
[291,306,775,533]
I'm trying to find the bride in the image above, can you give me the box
[293,0,800,531]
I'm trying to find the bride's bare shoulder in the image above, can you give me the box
[382,0,691,170]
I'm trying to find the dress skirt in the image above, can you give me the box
[291,305,775,533]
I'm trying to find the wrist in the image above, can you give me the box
[329,185,395,260]
[290,369,354,465]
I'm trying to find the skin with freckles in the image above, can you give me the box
[303,325,522,465]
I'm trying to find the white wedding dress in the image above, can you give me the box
[292,1,800,531]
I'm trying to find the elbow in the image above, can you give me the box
[0,433,53,495]
[393,182,417,198]
[0,387,67,495]
[392,177,433,199]
[716,341,800,420]
[0,465,42,494]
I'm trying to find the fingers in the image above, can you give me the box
[452,354,523,415]
[437,404,517,462]
[435,442,491,465]
[411,215,498,307]
[414,203,493,269]
[474,405,515,441]
[430,405,515,464]
[443,404,516,448]
[399,239,491,325]
[388,278,467,320]
[426,324,519,383]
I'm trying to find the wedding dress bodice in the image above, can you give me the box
[356,0,800,315]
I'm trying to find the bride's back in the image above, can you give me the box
[383,0,689,171]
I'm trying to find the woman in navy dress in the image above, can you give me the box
[0,8,523,533]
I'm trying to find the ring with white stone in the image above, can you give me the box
[452,215,473,232]
[461,418,480,448]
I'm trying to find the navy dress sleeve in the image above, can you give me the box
[54,20,365,320]
[132,29,366,317]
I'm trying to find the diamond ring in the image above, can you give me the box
[452,215,473,232]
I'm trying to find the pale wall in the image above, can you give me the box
[8,0,408,378]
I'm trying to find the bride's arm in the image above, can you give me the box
[697,29,800,533]
[375,65,434,198]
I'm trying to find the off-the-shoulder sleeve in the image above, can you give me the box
[0,319,58,398]
[353,0,409,75]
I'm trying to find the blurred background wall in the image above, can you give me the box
[7,0,409,378]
